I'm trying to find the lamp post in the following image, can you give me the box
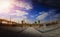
[10,16,11,24]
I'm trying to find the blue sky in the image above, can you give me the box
[0,0,60,23]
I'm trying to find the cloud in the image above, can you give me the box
[11,16,27,23]
[55,14,60,18]
[37,9,56,20]
[14,1,32,10]
[0,15,27,23]
[0,0,33,23]
[10,10,28,16]
[54,14,60,20]
[0,0,15,13]
[11,15,35,24]
[39,10,56,14]
[0,15,11,21]
[25,19,34,24]
[30,15,34,17]
[0,9,29,23]
[36,12,48,20]
[39,11,46,14]
[48,9,56,13]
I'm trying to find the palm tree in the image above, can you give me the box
[21,20,24,24]
[38,20,40,24]
[34,21,37,24]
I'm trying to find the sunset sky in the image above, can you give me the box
[0,0,60,23]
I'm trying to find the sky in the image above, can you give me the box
[0,0,60,24]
